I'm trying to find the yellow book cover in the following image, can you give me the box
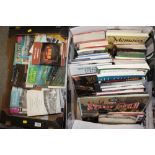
[107,35,148,45]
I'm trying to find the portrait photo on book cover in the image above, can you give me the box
[40,43,61,65]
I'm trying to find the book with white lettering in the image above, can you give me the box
[78,94,149,118]
[69,63,111,76]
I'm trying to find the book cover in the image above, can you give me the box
[78,94,149,117]
[32,42,61,65]
[72,74,98,96]
[106,30,149,45]
[26,65,52,86]
[26,89,61,116]
[47,66,66,88]
[26,65,66,88]
[14,35,34,65]
[11,64,28,88]
[10,87,27,114]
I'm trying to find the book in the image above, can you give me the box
[113,59,146,64]
[98,77,144,84]
[72,74,97,96]
[26,89,61,116]
[97,64,150,72]
[26,65,52,86]
[116,51,145,59]
[69,63,111,76]
[100,79,144,89]
[10,87,27,114]
[46,33,66,43]
[72,120,144,129]
[26,64,67,88]
[13,35,34,65]
[75,53,111,60]
[98,114,142,124]
[98,69,146,76]
[11,64,28,88]
[34,34,47,42]
[78,94,149,117]
[77,40,108,49]
[32,42,61,65]
[77,47,107,55]
[106,30,149,45]
[97,75,145,83]
[95,89,144,95]
[47,66,67,88]
[116,44,146,50]
[73,30,106,44]
[71,58,112,65]
[101,84,144,92]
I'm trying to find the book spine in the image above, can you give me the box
[97,75,145,82]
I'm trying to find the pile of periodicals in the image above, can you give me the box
[10,33,68,117]
[69,27,152,125]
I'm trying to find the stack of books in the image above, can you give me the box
[69,27,151,125]
[69,30,112,96]
[10,34,68,117]
[96,63,149,95]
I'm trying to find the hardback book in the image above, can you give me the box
[77,47,107,55]
[98,114,143,124]
[69,63,111,76]
[77,39,108,49]
[115,51,145,59]
[100,79,144,89]
[106,30,149,45]
[101,84,144,92]
[116,44,146,50]
[97,75,145,83]
[97,63,150,72]
[32,42,61,65]
[95,88,144,96]
[98,77,144,84]
[71,58,112,65]
[78,94,149,117]
[75,53,111,60]
[113,59,146,65]
[26,89,61,116]
[97,69,146,76]
[73,30,106,44]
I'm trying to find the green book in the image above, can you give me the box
[116,52,145,58]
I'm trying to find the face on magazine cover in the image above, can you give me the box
[44,45,52,60]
